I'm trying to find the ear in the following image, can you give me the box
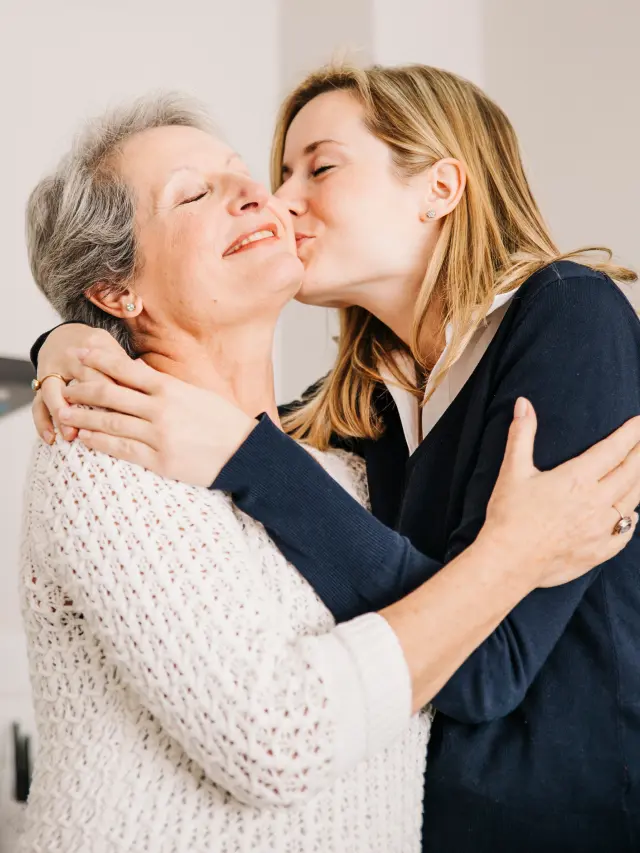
[85,284,143,318]
[421,158,467,220]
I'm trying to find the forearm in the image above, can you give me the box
[381,531,531,714]
[215,417,442,620]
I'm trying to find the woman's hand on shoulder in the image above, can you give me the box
[33,325,123,444]
[480,397,640,589]
[57,347,257,487]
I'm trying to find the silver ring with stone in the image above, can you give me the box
[612,505,634,536]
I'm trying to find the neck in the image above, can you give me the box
[347,274,447,373]
[139,321,279,424]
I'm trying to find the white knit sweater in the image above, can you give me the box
[19,436,430,853]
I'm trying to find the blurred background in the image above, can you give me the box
[0,0,638,845]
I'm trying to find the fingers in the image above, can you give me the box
[77,431,158,471]
[39,328,120,385]
[64,381,155,420]
[39,377,77,441]
[609,508,639,536]
[604,510,638,558]
[67,357,118,386]
[499,398,538,479]
[79,349,162,394]
[59,407,157,447]
[32,396,55,445]
[600,437,640,511]
[571,415,640,481]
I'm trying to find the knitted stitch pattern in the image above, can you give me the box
[19,437,429,853]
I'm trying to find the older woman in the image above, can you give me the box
[21,95,640,853]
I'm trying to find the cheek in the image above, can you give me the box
[313,182,374,254]
[150,219,226,305]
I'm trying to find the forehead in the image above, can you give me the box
[283,90,366,159]
[117,125,239,190]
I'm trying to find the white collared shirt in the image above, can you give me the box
[381,290,518,454]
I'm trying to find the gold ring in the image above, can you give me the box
[612,504,634,536]
[31,374,70,393]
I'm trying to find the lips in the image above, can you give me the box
[295,233,315,247]
[223,223,278,257]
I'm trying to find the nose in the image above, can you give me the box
[227,176,270,216]
[274,179,307,218]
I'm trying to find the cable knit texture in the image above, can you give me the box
[19,436,429,853]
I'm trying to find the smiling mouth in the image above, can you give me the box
[223,226,278,257]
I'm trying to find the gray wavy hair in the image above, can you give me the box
[26,93,215,354]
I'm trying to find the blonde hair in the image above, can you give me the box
[273,64,637,449]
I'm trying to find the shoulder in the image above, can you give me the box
[515,261,638,319]
[507,261,640,343]
[26,436,233,521]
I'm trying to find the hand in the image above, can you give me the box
[480,398,640,588]
[33,325,123,444]
[58,348,258,487]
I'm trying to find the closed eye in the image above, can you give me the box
[311,165,334,178]
[180,191,207,205]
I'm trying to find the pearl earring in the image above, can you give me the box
[125,303,136,312]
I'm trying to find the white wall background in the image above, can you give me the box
[0,0,637,844]
[484,0,640,303]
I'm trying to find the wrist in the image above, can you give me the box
[471,527,538,598]
[230,412,259,455]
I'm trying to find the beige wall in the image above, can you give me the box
[373,0,485,83]
[484,0,640,307]
[276,0,373,403]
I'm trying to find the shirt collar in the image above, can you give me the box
[379,287,520,452]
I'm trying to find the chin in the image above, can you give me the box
[295,269,345,307]
[261,251,304,300]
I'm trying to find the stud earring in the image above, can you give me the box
[125,303,136,312]
[425,209,437,220]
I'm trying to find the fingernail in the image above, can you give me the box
[78,429,91,441]
[62,426,75,441]
[43,430,54,445]
[76,348,90,360]
[514,397,529,419]
[58,406,71,421]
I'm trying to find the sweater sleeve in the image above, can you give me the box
[214,272,640,723]
[215,421,443,620]
[26,438,412,807]
[430,272,640,721]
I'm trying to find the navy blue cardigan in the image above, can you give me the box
[214,263,640,852]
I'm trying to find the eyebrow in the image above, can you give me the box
[281,139,344,177]
[155,153,246,208]
[166,152,241,179]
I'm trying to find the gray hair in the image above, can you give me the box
[25,93,215,354]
